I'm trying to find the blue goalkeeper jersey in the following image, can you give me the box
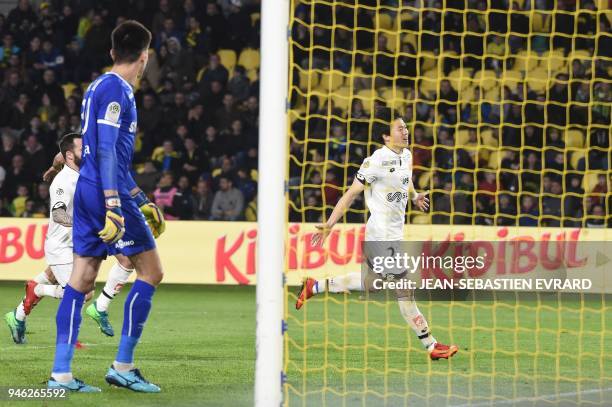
[79,72,138,196]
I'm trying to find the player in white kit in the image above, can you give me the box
[295,109,458,360]
[5,133,135,344]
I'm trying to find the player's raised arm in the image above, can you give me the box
[95,84,126,244]
[311,176,365,247]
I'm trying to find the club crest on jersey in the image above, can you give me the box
[104,102,121,123]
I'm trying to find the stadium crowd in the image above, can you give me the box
[0,0,260,221]
[0,0,609,228]
[288,0,611,227]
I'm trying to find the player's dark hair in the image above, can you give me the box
[111,20,152,64]
[372,106,393,141]
[58,132,81,159]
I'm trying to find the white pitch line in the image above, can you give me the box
[450,387,612,407]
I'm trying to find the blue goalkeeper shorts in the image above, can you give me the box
[73,178,156,258]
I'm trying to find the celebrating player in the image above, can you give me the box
[296,107,458,360]
[48,21,165,393]
[4,133,136,344]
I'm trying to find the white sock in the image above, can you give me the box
[33,272,51,284]
[15,302,26,321]
[34,284,64,298]
[398,299,436,349]
[51,372,73,383]
[113,361,134,373]
[329,272,363,293]
[97,263,133,312]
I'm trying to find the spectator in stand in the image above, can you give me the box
[11,184,30,217]
[234,168,256,203]
[39,39,64,76]
[82,13,111,71]
[166,175,195,220]
[202,2,227,51]
[182,137,205,183]
[210,176,244,221]
[586,204,605,228]
[519,195,539,226]
[22,134,47,177]
[135,161,161,195]
[193,179,214,220]
[153,171,179,220]
[228,66,250,102]
[154,140,182,174]
[199,54,229,89]
[215,93,240,130]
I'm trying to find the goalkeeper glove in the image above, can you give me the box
[98,197,125,244]
[133,190,166,238]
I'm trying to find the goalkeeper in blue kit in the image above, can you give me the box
[48,21,166,393]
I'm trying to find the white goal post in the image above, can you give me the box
[255,0,289,405]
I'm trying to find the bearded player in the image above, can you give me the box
[4,133,137,344]
[48,21,165,393]
[296,108,458,360]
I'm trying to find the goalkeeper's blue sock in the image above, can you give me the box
[52,285,85,380]
[115,279,156,369]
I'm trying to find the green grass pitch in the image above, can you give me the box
[2,282,611,406]
[0,282,255,407]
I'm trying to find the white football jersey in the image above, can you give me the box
[356,146,413,241]
[44,165,79,265]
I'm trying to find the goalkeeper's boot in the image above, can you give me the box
[295,278,318,310]
[86,301,114,337]
[428,342,458,360]
[5,310,26,344]
[48,377,101,393]
[23,280,42,315]
[105,366,161,393]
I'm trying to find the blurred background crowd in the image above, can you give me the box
[0,0,260,221]
[288,0,610,227]
[0,0,610,227]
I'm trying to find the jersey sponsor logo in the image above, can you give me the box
[115,239,135,249]
[386,191,408,203]
[382,160,397,166]
[84,145,90,155]
[129,121,137,133]
[104,102,121,123]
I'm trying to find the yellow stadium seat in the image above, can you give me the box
[250,12,260,26]
[484,86,501,102]
[525,68,548,93]
[583,172,603,193]
[569,50,591,62]
[532,13,551,33]
[298,69,320,90]
[512,50,540,72]
[474,70,498,91]
[420,51,436,72]
[418,69,438,96]
[418,171,431,189]
[382,32,399,53]
[570,149,585,170]
[375,13,394,30]
[62,83,77,99]
[455,129,470,145]
[565,129,584,149]
[356,89,376,100]
[246,69,258,82]
[447,68,474,92]
[238,48,260,70]
[487,150,502,169]
[501,70,522,89]
[480,129,498,148]
[542,48,566,72]
[401,32,417,50]
[333,86,351,112]
[217,49,237,70]
[318,70,345,92]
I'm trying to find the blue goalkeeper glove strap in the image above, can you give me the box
[132,190,150,207]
